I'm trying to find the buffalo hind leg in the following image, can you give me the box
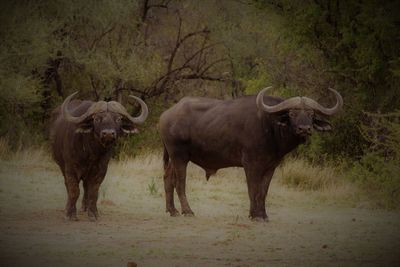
[64,173,80,221]
[244,166,274,222]
[173,159,194,216]
[164,162,179,216]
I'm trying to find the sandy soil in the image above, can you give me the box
[0,152,399,267]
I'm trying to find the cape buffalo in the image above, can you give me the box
[159,87,342,221]
[51,92,148,221]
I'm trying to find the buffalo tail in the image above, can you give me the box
[163,144,169,171]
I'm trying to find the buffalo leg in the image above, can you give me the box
[87,181,101,221]
[164,162,179,216]
[81,179,88,212]
[244,166,274,221]
[64,173,80,221]
[173,159,194,216]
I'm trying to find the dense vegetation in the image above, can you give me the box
[0,0,399,207]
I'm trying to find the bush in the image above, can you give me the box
[348,111,400,208]
[350,152,400,208]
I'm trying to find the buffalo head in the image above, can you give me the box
[61,92,148,146]
[256,87,343,138]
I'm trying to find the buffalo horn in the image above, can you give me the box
[107,95,148,124]
[301,88,343,116]
[62,92,106,123]
[256,86,302,113]
[256,87,343,116]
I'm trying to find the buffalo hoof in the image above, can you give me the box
[182,211,195,217]
[250,216,268,223]
[167,207,180,217]
[88,210,98,221]
[168,210,180,217]
[65,214,78,221]
[88,216,97,222]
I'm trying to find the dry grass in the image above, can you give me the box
[278,158,352,189]
[0,138,10,159]
[276,158,361,204]
[278,158,339,191]
[0,145,363,214]
[1,147,399,266]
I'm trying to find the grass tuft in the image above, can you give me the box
[147,178,159,196]
[0,138,10,159]
[277,158,341,191]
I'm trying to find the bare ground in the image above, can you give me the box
[0,151,399,267]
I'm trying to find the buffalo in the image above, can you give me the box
[159,87,343,221]
[50,92,148,221]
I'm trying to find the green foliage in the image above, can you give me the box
[256,0,400,158]
[350,152,400,208]
[147,178,159,196]
[114,99,165,158]
[244,71,271,95]
[1,0,399,189]
[349,111,400,208]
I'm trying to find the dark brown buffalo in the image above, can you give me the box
[50,92,148,221]
[159,87,343,221]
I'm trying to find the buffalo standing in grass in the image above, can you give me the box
[51,92,148,221]
[159,87,342,221]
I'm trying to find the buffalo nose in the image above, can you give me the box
[297,125,312,134]
[101,129,116,140]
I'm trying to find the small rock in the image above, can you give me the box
[127,262,137,267]
[322,244,328,249]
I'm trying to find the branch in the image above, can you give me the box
[167,14,183,73]
[89,24,116,51]
[199,58,228,76]
[151,43,221,93]
[141,0,171,22]
[167,14,210,73]
[177,73,227,82]
[89,75,100,101]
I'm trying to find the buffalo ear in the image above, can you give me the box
[122,127,139,134]
[275,113,289,127]
[313,117,332,132]
[121,120,139,134]
[75,120,93,134]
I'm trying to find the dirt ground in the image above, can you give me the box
[0,151,399,267]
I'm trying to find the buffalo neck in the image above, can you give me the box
[76,132,113,160]
[265,120,305,159]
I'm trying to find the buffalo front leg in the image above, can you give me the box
[244,166,274,222]
[81,179,88,212]
[173,160,194,216]
[164,163,179,216]
[64,173,80,221]
[87,181,102,221]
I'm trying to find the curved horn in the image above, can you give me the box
[256,86,302,113]
[61,91,107,123]
[61,91,87,123]
[107,95,149,124]
[302,88,343,116]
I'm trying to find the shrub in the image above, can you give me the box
[349,111,400,208]
[278,158,343,191]
[350,152,400,208]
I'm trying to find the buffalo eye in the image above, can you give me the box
[306,110,314,117]
[93,116,102,123]
[288,110,297,118]
[116,116,122,123]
